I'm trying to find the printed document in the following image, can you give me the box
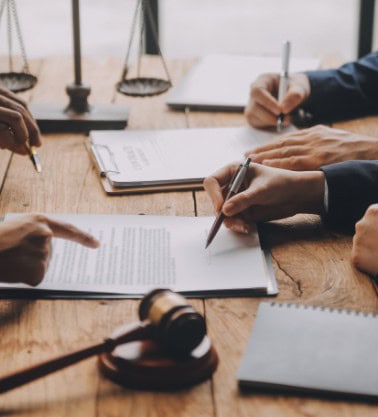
[1,214,273,296]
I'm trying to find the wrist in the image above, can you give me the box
[356,137,378,160]
[293,171,325,214]
[294,73,311,102]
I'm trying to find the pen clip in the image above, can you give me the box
[229,158,251,193]
[91,144,120,177]
[281,41,291,76]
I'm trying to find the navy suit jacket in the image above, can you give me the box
[321,160,378,232]
[303,52,378,123]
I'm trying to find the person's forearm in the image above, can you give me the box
[302,52,378,123]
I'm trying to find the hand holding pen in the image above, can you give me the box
[205,158,251,248]
[0,87,42,172]
[244,51,311,129]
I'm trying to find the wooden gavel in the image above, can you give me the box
[0,289,207,394]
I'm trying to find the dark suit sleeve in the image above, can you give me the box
[320,160,378,233]
[301,52,378,123]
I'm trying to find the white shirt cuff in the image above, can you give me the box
[323,178,329,213]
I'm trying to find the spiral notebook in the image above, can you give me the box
[238,302,378,399]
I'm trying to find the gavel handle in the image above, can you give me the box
[0,322,151,394]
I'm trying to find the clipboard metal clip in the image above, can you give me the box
[91,144,120,177]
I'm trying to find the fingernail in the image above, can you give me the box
[249,154,258,161]
[234,225,249,234]
[90,237,100,247]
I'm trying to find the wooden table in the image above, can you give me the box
[0,56,377,416]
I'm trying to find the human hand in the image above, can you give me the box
[351,205,378,275]
[0,214,99,286]
[245,72,310,128]
[246,125,378,171]
[0,87,41,155]
[204,162,324,234]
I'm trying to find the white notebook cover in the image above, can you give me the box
[167,54,319,111]
[238,302,378,399]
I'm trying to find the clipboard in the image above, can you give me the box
[86,140,203,195]
[86,126,294,196]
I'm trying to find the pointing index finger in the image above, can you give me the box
[45,218,100,248]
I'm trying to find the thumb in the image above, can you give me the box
[281,83,307,114]
[223,188,258,217]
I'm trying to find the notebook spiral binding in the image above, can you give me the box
[268,302,378,318]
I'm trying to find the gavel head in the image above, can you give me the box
[139,289,207,356]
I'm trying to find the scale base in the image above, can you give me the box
[30,102,128,133]
[98,336,218,390]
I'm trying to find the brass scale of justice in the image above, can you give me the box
[0,0,172,132]
[0,0,218,393]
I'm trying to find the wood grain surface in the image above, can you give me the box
[0,56,377,417]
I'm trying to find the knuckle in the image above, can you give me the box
[354,221,363,233]
[237,193,251,209]
[287,156,312,170]
[203,176,215,191]
[281,147,293,158]
[313,125,326,134]
[29,264,46,286]
[39,247,50,259]
[30,123,40,136]
[367,204,378,216]
[13,103,26,115]
[31,213,48,224]
[350,249,360,267]
[37,240,51,257]
[290,91,302,101]
[244,105,253,118]
[17,98,27,108]
[286,156,301,170]
[250,87,262,99]
[9,110,22,122]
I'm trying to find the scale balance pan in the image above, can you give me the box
[0,72,37,93]
[98,336,218,390]
[116,77,171,97]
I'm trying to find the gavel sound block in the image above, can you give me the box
[0,289,218,393]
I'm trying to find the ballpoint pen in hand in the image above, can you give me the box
[6,125,42,173]
[205,158,251,249]
[25,140,42,173]
[277,40,291,132]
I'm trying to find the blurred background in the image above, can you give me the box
[0,0,373,62]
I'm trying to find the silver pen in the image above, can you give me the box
[277,40,291,132]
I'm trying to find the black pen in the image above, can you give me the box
[205,158,251,249]
[277,40,291,132]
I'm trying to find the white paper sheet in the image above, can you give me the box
[2,214,270,296]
